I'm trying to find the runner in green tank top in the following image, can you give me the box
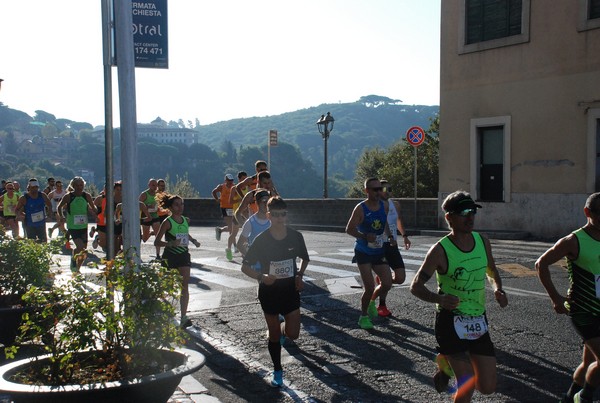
[537,192,600,403]
[154,192,200,329]
[56,176,97,273]
[140,178,163,258]
[410,191,508,402]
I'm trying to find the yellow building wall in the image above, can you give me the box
[439,0,600,237]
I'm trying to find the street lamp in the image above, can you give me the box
[316,112,335,198]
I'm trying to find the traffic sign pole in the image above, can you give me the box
[406,126,426,227]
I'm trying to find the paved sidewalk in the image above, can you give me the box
[50,244,221,403]
[168,375,221,403]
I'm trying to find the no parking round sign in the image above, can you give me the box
[406,126,425,147]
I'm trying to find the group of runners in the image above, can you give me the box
[345,177,600,403]
[3,171,600,401]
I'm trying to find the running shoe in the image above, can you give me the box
[367,300,378,319]
[436,353,454,377]
[180,315,193,329]
[92,235,99,249]
[270,370,283,388]
[358,315,374,330]
[433,369,451,393]
[47,227,54,238]
[215,227,222,241]
[89,226,96,238]
[377,305,392,317]
[70,258,77,273]
[574,391,592,403]
[226,248,233,261]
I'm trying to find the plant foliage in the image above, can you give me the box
[348,115,439,198]
[0,229,57,299]
[6,252,188,385]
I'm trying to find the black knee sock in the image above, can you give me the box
[580,382,595,400]
[268,340,282,371]
[566,382,582,399]
[379,299,386,307]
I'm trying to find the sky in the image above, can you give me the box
[0,1,440,128]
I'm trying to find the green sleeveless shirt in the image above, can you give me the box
[165,216,189,254]
[66,193,89,230]
[567,228,600,315]
[437,232,488,316]
[143,191,158,218]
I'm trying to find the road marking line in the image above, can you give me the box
[502,286,548,298]
[307,264,357,278]
[191,268,257,288]
[497,263,537,277]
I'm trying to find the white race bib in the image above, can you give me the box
[6,205,16,215]
[31,211,45,223]
[453,315,488,340]
[367,234,384,249]
[269,259,294,279]
[176,233,189,247]
[74,214,87,225]
[148,204,157,213]
[226,208,234,217]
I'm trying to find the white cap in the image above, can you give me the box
[28,180,40,187]
[225,174,234,180]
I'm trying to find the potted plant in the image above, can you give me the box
[0,251,205,403]
[0,228,57,345]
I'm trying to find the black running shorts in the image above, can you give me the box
[384,242,405,270]
[435,309,496,357]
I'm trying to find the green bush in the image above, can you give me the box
[7,251,188,385]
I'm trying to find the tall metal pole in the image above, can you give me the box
[413,147,418,227]
[101,0,115,260]
[115,0,140,262]
[323,132,328,199]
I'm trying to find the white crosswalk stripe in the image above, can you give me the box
[51,238,554,313]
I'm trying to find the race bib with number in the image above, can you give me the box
[74,214,88,225]
[269,259,294,279]
[226,208,234,217]
[31,211,45,223]
[6,205,16,215]
[148,204,157,213]
[176,233,189,247]
[453,315,488,340]
[367,234,384,249]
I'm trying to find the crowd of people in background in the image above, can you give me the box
[5,165,598,402]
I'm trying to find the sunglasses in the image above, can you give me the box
[454,208,477,217]
[269,211,287,218]
[368,187,383,192]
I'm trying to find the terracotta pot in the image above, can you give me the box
[0,347,205,403]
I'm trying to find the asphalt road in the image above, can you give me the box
[50,226,582,402]
[132,227,579,403]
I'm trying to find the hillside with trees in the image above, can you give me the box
[0,96,438,198]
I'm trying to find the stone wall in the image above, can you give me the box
[184,198,440,232]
